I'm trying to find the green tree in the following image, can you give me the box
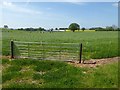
[38,27,44,31]
[81,27,85,31]
[4,25,8,29]
[69,23,80,32]
[55,28,58,30]
[106,26,114,31]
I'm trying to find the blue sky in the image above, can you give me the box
[0,1,118,29]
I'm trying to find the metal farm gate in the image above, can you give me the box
[11,41,83,62]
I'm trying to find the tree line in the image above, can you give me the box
[69,23,120,32]
[3,24,120,32]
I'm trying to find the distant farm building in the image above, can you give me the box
[46,28,68,32]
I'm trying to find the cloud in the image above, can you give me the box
[0,1,15,9]
[16,7,43,15]
[0,0,120,2]
[61,0,87,5]
[24,0,31,7]
[69,2,86,5]
[3,1,14,7]
[1,1,43,15]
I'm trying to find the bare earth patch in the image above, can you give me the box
[1,56,119,68]
[67,57,119,68]
[0,56,11,59]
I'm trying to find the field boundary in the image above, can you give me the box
[10,40,83,62]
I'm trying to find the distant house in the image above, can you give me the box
[58,30,65,32]
[59,28,68,30]
[45,28,67,32]
[53,29,66,32]
[54,28,68,32]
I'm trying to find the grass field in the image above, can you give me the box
[2,29,118,60]
[1,29,119,88]
[2,58,118,88]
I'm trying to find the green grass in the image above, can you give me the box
[2,58,118,88]
[2,29,119,60]
[81,62,118,88]
[1,29,119,88]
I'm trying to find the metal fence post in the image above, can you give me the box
[42,41,45,60]
[79,43,82,63]
[28,43,29,58]
[43,41,45,60]
[59,44,60,60]
[11,40,14,59]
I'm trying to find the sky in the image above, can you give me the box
[0,1,119,29]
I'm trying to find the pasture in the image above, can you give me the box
[2,29,118,60]
[1,29,119,88]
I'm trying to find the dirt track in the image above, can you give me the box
[67,57,119,68]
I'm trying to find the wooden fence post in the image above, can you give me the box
[79,43,82,63]
[11,40,14,59]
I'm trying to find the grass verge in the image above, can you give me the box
[2,58,118,88]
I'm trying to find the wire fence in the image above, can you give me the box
[12,41,81,61]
